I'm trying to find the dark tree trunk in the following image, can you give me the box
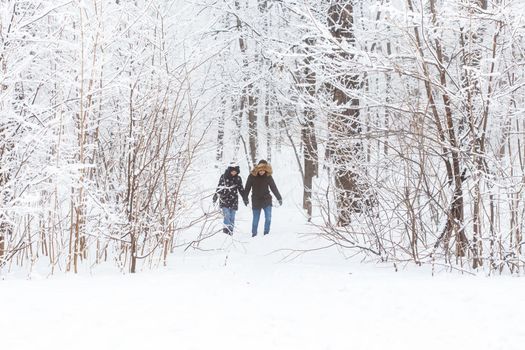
[216,94,226,162]
[428,0,469,257]
[327,2,363,226]
[235,0,258,166]
[459,0,489,268]
[264,86,272,162]
[302,37,318,221]
[248,89,258,165]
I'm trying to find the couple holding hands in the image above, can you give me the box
[213,160,282,237]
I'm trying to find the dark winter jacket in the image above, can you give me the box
[213,165,245,210]
[243,162,282,209]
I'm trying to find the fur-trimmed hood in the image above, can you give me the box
[224,162,240,177]
[225,165,240,176]
[251,162,273,176]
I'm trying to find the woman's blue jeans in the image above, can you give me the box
[222,207,236,234]
[252,205,272,237]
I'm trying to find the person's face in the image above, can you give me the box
[230,170,238,176]
[258,170,266,176]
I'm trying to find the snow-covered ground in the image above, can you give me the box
[2,199,525,350]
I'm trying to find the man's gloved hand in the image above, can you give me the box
[278,199,283,206]
[243,198,249,206]
[212,194,218,204]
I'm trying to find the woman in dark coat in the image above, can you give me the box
[243,160,282,237]
[213,163,247,235]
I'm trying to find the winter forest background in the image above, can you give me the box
[2,0,525,276]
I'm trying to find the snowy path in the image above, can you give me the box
[2,203,525,350]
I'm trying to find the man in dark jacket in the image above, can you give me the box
[213,163,247,235]
[243,160,282,237]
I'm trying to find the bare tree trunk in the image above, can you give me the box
[460,0,489,268]
[0,7,17,264]
[69,10,88,273]
[405,0,453,183]
[264,86,272,162]
[216,93,226,162]
[260,0,271,162]
[327,2,363,226]
[248,90,258,165]
[302,119,317,221]
[0,177,9,263]
[235,0,257,165]
[126,80,138,273]
[301,37,318,221]
[428,0,468,258]
[406,0,468,258]
[0,232,4,260]
[233,94,244,156]
[0,132,10,262]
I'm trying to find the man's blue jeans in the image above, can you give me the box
[222,207,236,234]
[252,205,272,236]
